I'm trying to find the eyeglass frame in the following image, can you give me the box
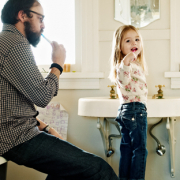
[24,10,45,22]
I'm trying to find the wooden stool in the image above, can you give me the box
[0,156,7,180]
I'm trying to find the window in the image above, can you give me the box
[33,0,75,66]
[0,0,7,31]
[0,0,76,67]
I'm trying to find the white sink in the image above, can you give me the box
[78,96,180,119]
[78,97,119,118]
[78,96,179,177]
[147,96,180,117]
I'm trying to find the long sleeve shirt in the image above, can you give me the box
[116,61,148,105]
[0,24,59,155]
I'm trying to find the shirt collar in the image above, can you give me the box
[2,23,25,38]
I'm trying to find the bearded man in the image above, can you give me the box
[0,0,119,180]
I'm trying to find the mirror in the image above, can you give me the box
[114,0,160,28]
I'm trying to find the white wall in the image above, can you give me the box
[6,0,180,179]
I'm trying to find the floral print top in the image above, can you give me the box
[116,61,148,105]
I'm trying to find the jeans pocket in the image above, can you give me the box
[121,111,137,131]
[136,111,147,129]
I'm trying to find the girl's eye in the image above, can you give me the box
[126,40,130,43]
[136,39,140,41]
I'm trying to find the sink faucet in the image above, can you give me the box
[152,85,165,99]
[108,85,117,99]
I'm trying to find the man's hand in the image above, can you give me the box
[123,52,137,66]
[36,118,64,140]
[48,128,64,140]
[51,41,66,68]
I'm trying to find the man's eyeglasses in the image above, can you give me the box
[24,10,45,23]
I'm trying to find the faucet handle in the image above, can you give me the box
[155,85,165,99]
[155,85,165,89]
[107,85,116,88]
[108,85,116,99]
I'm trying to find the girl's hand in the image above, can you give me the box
[123,52,137,66]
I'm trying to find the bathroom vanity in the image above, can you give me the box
[78,96,180,178]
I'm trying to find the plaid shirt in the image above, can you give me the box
[0,24,59,156]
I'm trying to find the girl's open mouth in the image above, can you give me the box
[131,48,138,52]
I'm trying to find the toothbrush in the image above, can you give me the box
[41,34,52,44]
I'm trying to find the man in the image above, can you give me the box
[0,0,119,179]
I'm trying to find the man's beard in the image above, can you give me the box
[24,21,42,47]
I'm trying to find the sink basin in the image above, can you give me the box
[78,96,180,118]
[78,97,119,117]
[147,96,180,117]
[78,96,179,176]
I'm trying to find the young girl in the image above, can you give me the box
[109,25,148,180]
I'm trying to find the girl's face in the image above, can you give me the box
[121,29,142,56]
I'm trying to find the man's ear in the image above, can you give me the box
[17,10,27,22]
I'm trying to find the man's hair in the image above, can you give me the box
[1,0,40,25]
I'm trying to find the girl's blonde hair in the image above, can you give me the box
[109,25,148,82]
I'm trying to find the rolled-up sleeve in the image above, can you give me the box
[1,42,59,108]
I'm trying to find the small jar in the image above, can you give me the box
[64,64,71,72]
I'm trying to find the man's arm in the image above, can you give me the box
[1,42,62,108]
[36,117,64,140]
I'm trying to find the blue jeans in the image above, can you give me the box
[2,132,119,180]
[115,102,148,180]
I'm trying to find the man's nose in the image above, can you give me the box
[41,22,45,29]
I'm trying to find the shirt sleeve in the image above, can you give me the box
[1,42,59,108]
[116,61,131,86]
